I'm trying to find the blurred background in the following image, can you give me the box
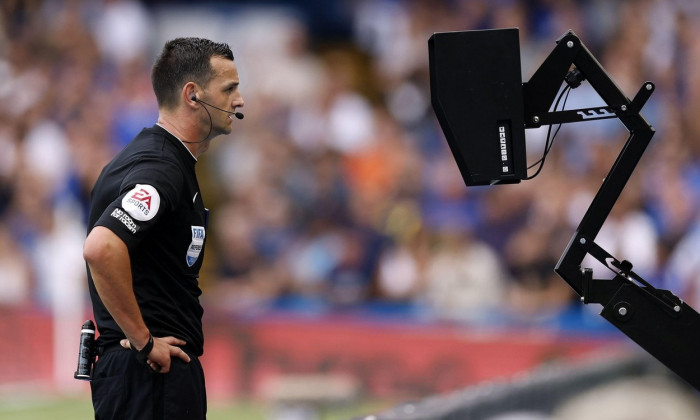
[2,0,700,418]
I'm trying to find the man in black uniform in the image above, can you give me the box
[83,37,244,419]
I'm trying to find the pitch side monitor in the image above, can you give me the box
[429,28,527,186]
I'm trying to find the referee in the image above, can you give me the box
[83,38,244,419]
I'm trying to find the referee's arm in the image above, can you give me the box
[84,226,191,373]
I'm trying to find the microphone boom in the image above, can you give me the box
[194,97,244,119]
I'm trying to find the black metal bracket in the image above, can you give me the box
[523,30,700,390]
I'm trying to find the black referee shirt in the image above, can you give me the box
[87,125,208,356]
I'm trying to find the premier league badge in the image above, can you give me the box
[186,226,205,267]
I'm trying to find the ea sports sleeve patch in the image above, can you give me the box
[95,183,168,250]
[122,184,161,221]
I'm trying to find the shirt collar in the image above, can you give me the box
[156,123,197,161]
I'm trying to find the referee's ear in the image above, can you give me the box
[183,82,199,108]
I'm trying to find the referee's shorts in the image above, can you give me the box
[90,346,206,420]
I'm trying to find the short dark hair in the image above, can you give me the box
[151,37,234,109]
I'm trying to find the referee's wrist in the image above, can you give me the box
[130,333,154,364]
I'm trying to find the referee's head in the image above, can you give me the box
[151,37,234,111]
[150,37,244,151]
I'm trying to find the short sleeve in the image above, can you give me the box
[93,157,184,250]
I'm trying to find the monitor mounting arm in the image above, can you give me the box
[523,30,700,390]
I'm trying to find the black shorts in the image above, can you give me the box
[90,347,206,420]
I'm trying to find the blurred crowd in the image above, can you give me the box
[2,0,700,332]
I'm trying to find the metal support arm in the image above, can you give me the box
[523,31,700,390]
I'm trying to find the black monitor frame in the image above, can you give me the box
[429,28,527,186]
